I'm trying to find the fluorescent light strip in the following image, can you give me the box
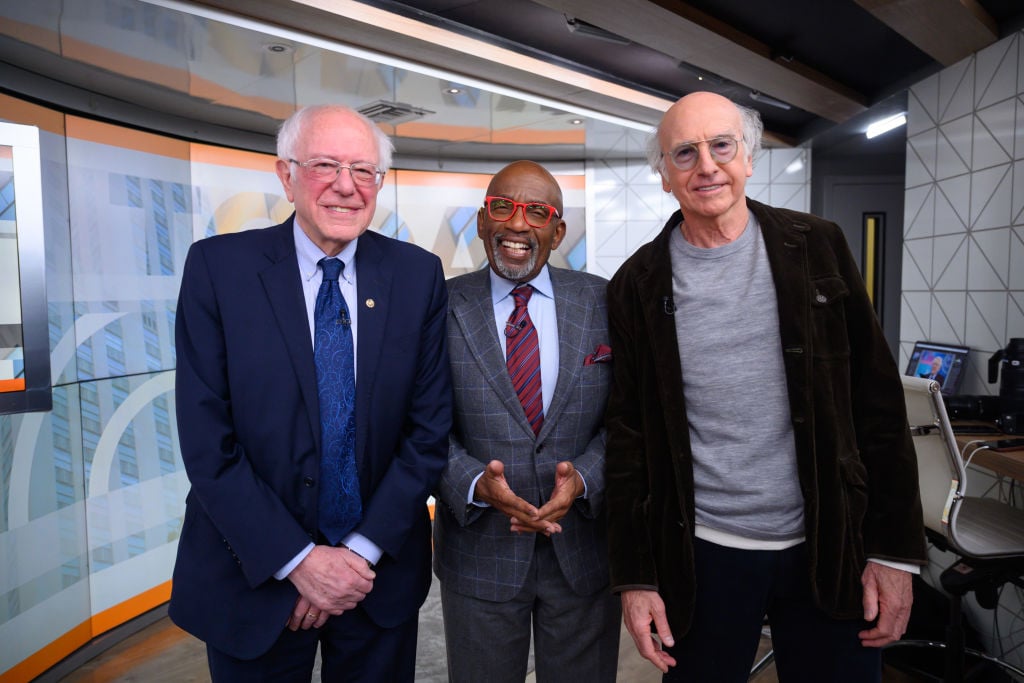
[143,0,670,131]
[865,113,906,139]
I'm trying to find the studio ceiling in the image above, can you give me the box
[2,0,1023,163]
[357,0,1024,141]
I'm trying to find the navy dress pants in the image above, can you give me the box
[206,603,417,682]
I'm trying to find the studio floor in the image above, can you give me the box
[51,576,931,683]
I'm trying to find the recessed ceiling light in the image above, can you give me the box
[570,118,584,125]
[445,87,461,94]
[264,43,294,54]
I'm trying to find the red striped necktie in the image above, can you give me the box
[505,285,543,436]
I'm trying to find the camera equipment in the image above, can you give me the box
[989,338,1024,435]
[944,394,1000,421]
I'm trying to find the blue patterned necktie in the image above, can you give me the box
[506,285,543,435]
[315,257,361,545]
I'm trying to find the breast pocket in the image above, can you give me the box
[810,276,850,360]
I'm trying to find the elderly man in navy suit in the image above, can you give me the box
[433,160,620,682]
[170,104,452,681]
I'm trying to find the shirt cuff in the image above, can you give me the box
[343,532,382,567]
[867,557,921,574]
[274,542,315,580]
[469,470,490,508]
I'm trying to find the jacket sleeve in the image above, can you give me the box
[175,241,311,587]
[604,266,660,591]
[435,431,488,527]
[830,227,927,565]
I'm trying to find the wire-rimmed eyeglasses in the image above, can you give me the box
[664,136,741,171]
[483,196,561,229]
[290,158,384,186]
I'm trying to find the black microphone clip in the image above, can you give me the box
[662,296,675,315]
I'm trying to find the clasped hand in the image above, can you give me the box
[474,459,583,535]
[286,545,376,630]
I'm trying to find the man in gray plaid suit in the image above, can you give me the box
[433,160,620,682]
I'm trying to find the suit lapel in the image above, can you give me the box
[541,268,587,436]
[258,220,321,451]
[749,199,810,352]
[450,271,530,431]
[352,231,390,463]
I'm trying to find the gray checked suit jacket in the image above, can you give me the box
[433,265,613,602]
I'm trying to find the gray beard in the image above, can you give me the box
[491,237,537,281]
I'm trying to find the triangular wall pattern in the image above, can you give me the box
[901,29,1024,400]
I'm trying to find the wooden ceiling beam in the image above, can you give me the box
[532,0,869,124]
[854,0,997,66]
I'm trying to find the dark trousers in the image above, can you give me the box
[206,604,418,682]
[664,538,881,683]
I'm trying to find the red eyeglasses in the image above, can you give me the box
[484,196,561,229]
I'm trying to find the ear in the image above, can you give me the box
[550,218,567,251]
[275,158,296,202]
[661,171,672,193]
[475,206,486,239]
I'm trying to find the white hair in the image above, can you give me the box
[276,105,394,172]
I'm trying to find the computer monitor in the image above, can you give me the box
[905,341,971,396]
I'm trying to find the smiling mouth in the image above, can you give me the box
[500,239,531,253]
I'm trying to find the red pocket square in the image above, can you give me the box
[584,344,612,366]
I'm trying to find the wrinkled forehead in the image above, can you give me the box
[297,110,379,160]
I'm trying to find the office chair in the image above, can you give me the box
[895,375,1024,682]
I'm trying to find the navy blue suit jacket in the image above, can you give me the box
[169,217,452,659]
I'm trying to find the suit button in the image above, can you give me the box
[304,477,315,487]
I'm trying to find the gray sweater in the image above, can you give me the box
[669,217,805,543]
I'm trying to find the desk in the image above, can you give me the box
[952,422,1024,481]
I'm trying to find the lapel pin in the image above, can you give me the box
[366,298,375,308]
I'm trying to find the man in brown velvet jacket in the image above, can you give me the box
[604,92,926,682]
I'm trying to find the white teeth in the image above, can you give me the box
[326,206,354,213]
[501,240,529,251]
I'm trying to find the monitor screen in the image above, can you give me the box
[905,341,970,396]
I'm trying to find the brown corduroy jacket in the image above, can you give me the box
[604,198,927,636]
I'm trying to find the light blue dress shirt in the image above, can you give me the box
[275,221,381,580]
[488,266,559,416]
